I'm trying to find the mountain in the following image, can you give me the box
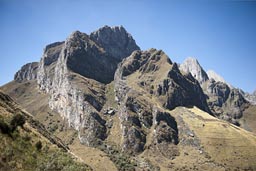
[0,90,91,171]
[179,57,251,127]
[1,25,256,170]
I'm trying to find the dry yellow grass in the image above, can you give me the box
[69,138,118,171]
[181,107,256,169]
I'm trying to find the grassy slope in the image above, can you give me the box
[0,91,91,171]
[182,107,256,169]
[69,138,118,171]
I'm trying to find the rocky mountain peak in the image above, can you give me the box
[179,57,209,84]
[90,25,140,59]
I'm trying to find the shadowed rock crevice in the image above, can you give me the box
[154,110,179,145]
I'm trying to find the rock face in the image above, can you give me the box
[14,62,38,81]
[179,57,209,84]
[205,79,249,124]
[37,41,64,92]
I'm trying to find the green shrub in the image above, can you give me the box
[23,134,31,141]
[35,141,42,151]
[10,113,26,132]
[0,118,10,134]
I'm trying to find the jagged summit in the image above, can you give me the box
[179,57,209,84]
[37,25,140,86]
[90,25,140,60]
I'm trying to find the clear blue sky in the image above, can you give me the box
[1,0,256,93]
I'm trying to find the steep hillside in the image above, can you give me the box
[0,91,91,171]
[1,80,118,171]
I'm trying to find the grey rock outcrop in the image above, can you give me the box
[179,57,209,84]
[205,79,249,123]
[154,110,178,145]
[14,62,38,81]
[161,63,210,112]
[37,41,64,92]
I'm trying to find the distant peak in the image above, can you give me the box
[179,57,208,84]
